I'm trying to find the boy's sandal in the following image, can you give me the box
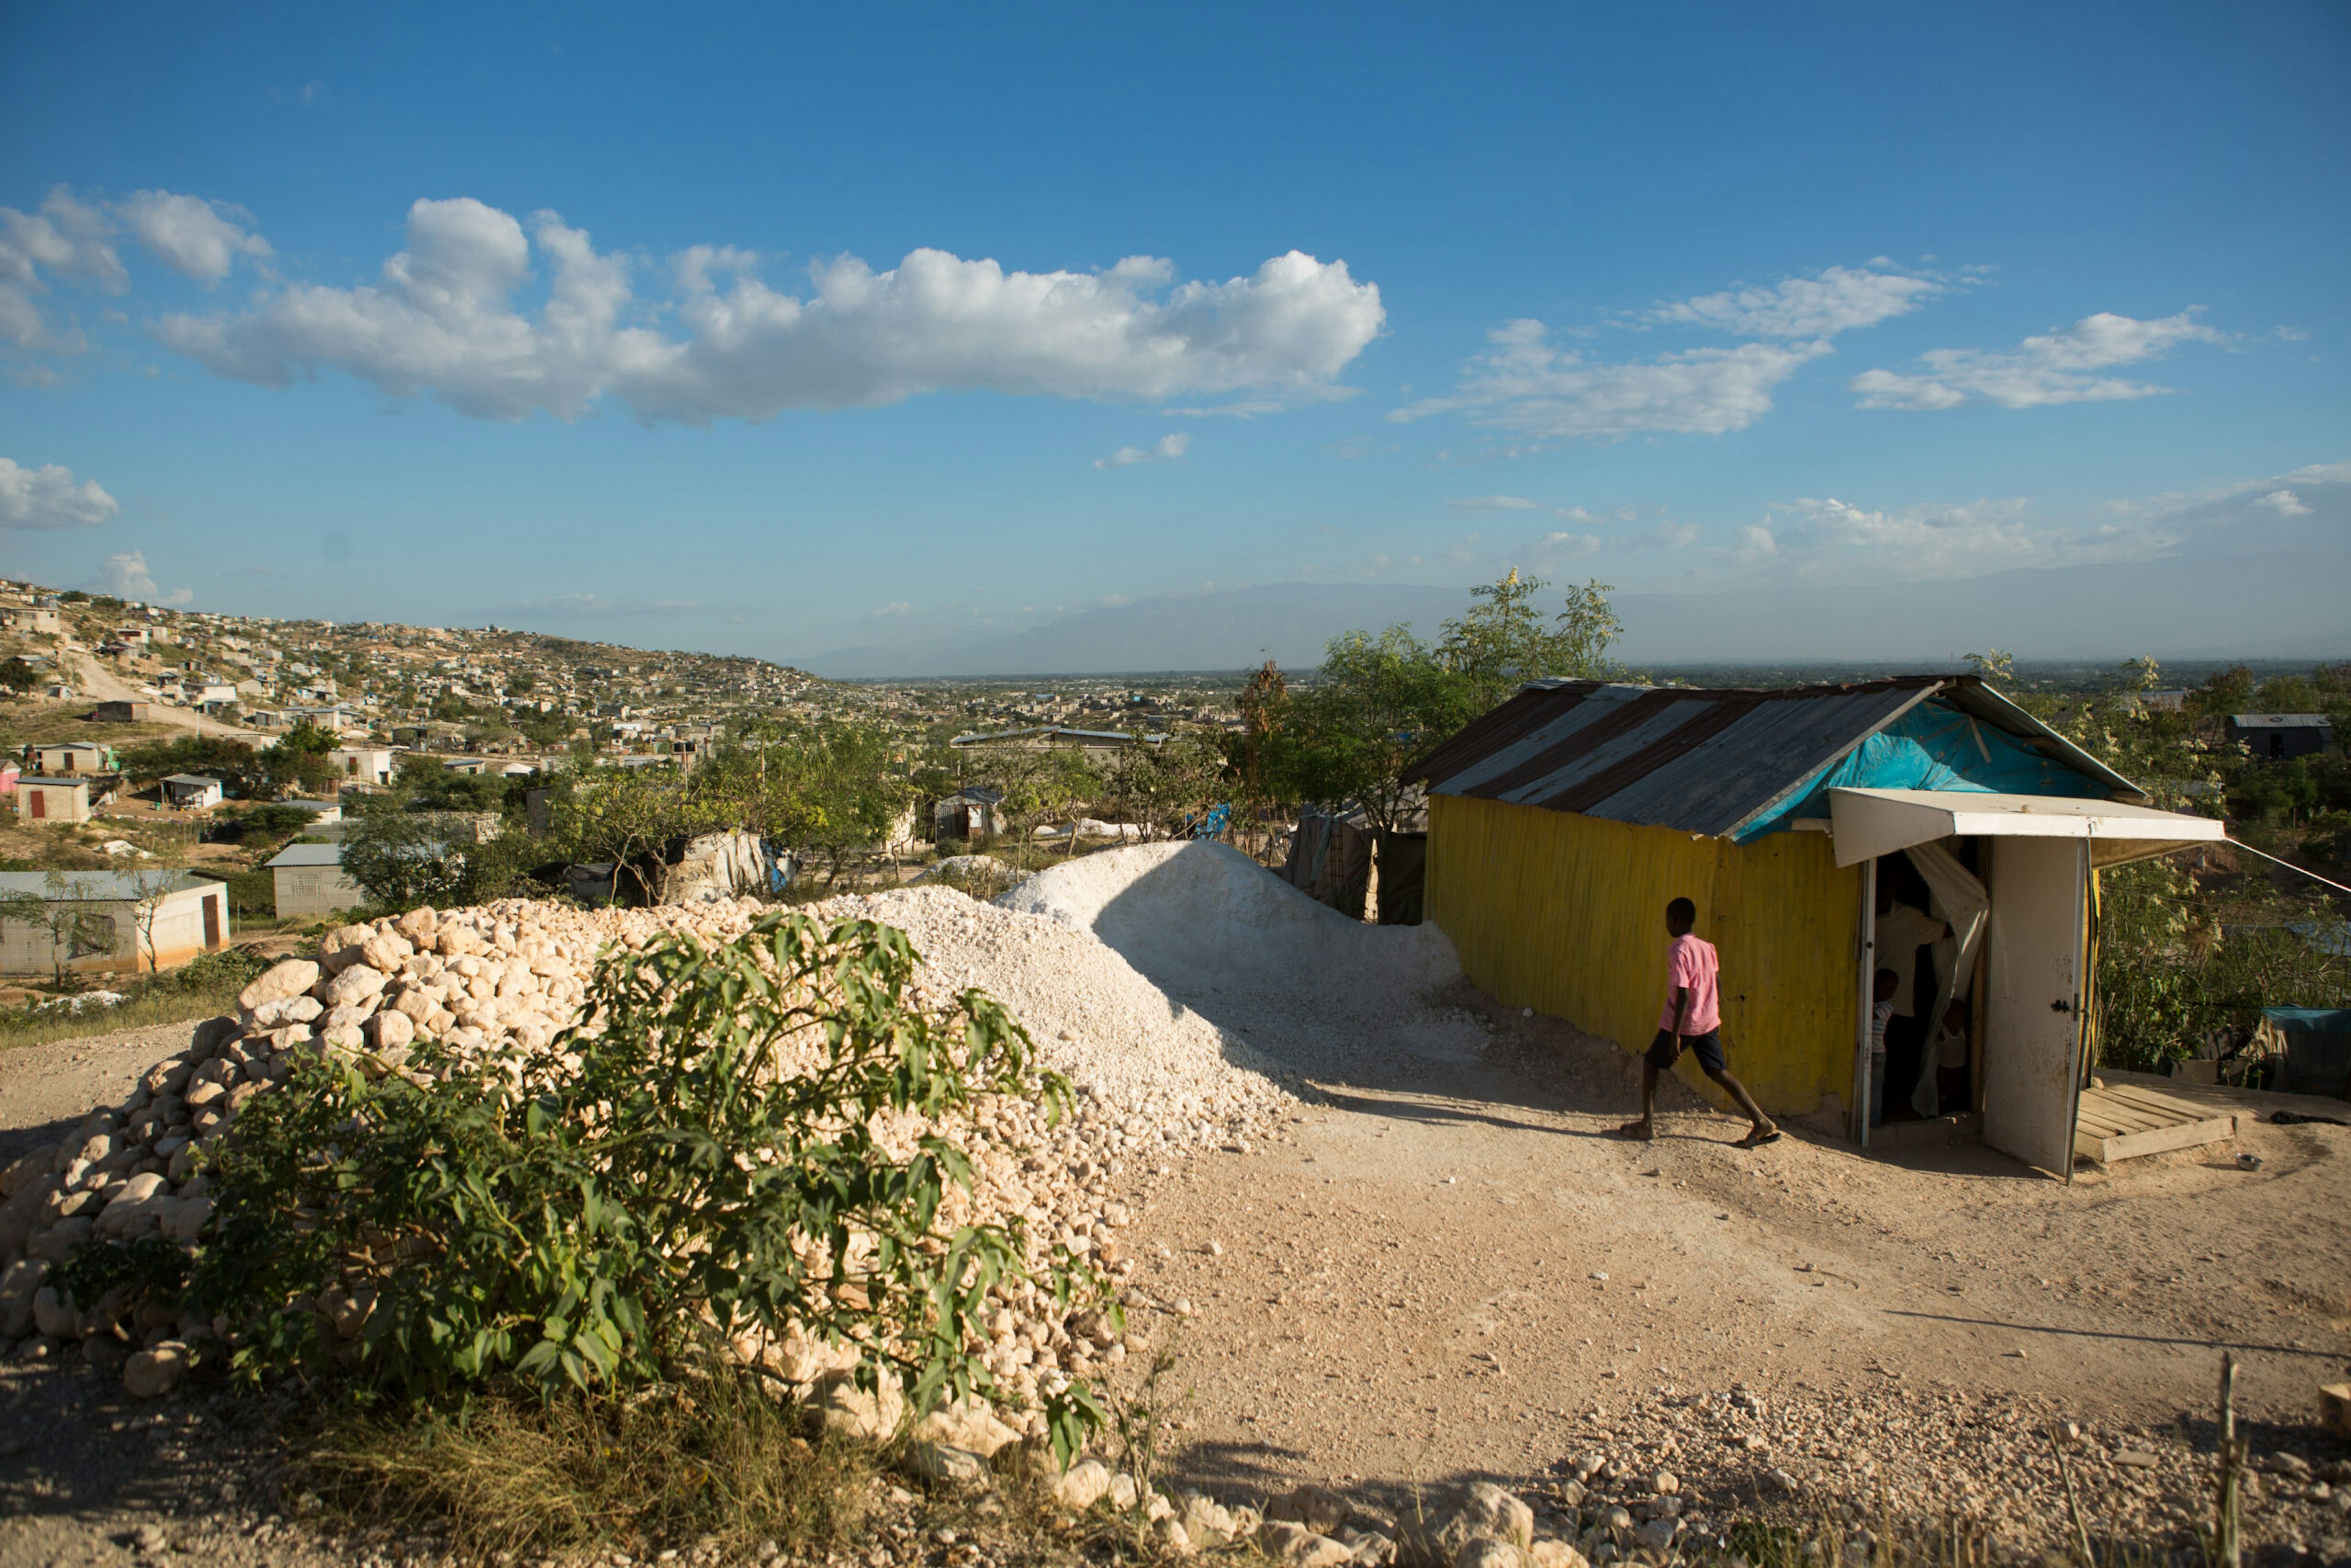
[1736,1127,1783,1149]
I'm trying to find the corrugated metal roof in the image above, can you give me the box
[2229,713,2331,728]
[0,870,211,899]
[264,842,346,868]
[1412,675,2141,839]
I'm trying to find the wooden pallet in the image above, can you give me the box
[2074,1082,2238,1164]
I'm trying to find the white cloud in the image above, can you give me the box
[154,198,1385,423]
[0,457,119,530]
[0,189,126,353]
[1528,530,1602,560]
[1095,432,1190,469]
[1555,506,1600,523]
[101,550,159,599]
[1446,495,1537,511]
[871,600,912,617]
[1393,318,1830,443]
[2256,489,2311,516]
[162,588,193,607]
[118,190,272,283]
[1850,309,2226,410]
[1651,263,1942,338]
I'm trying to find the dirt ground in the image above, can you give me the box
[5,970,2351,1564]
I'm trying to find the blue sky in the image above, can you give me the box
[2,1,2345,667]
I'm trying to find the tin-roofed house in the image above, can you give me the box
[160,773,224,811]
[0,869,229,974]
[1411,675,2227,1177]
[2225,713,2333,762]
[264,841,366,918]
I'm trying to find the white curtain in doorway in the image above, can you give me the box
[1908,838,1988,1117]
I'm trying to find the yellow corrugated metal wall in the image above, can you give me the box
[1425,793,1862,1117]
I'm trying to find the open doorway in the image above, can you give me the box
[1867,842,1987,1131]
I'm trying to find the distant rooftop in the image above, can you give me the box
[2228,713,2333,728]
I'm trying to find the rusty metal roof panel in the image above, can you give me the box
[1412,676,1954,838]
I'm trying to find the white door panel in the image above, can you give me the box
[1981,837,2087,1177]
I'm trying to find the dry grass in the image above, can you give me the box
[0,982,239,1052]
[301,1367,872,1561]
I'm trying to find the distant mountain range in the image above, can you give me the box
[806,548,2351,678]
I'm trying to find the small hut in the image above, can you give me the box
[1412,675,2225,1176]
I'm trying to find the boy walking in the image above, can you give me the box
[1616,897,1780,1147]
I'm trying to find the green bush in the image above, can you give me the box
[179,910,1111,1450]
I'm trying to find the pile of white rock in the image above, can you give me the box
[0,888,1299,1414]
[1019,1471,1592,1568]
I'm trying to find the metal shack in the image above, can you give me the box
[1411,675,2225,1176]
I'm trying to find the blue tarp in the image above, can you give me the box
[1736,700,2111,842]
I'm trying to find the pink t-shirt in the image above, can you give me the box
[1658,932,1722,1035]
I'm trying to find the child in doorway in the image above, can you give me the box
[1869,969,1899,1127]
[1615,897,1779,1148]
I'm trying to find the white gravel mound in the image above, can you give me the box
[994,841,1459,999]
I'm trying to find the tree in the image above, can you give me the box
[40,869,121,985]
[1962,648,2015,690]
[340,806,520,910]
[124,832,192,973]
[0,657,36,694]
[1438,569,1624,708]
[1269,626,1479,834]
[1102,731,1226,841]
[970,743,1099,859]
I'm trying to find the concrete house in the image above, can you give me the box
[0,869,230,975]
[263,841,365,919]
[17,776,92,824]
[1412,675,2226,1177]
[1,606,62,634]
[329,747,396,786]
[30,741,115,775]
[160,773,225,810]
[94,700,158,723]
[2227,713,2333,762]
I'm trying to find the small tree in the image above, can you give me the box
[0,656,36,695]
[124,833,192,973]
[972,743,1098,862]
[1269,626,1478,834]
[39,869,121,985]
[1439,569,1624,708]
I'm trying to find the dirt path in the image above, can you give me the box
[1108,982,2351,1548]
[58,644,252,740]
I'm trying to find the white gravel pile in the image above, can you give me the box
[0,850,1445,1415]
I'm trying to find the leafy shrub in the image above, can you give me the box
[187,910,1111,1447]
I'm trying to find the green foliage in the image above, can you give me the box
[1270,625,1479,833]
[1258,570,1624,833]
[55,1233,189,1315]
[234,803,322,839]
[1100,732,1226,839]
[2022,658,2351,1070]
[192,911,1113,1424]
[0,656,35,694]
[1438,569,1623,709]
[340,807,527,910]
[968,743,1098,851]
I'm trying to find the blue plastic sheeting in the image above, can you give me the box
[1736,700,2110,842]
[2263,1007,2351,1034]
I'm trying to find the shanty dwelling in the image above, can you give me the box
[934,786,1007,841]
[94,700,157,722]
[160,773,224,811]
[263,841,365,919]
[0,870,230,974]
[2226,713,2333,762]
[16,776,91,825]
[1412,676,2227,1178]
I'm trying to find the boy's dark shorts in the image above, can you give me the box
[1648,1028,1726,1074]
